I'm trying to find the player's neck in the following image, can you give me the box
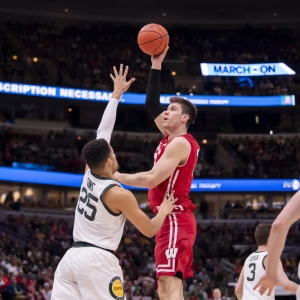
[167,127,187,141]
[91,168,112,179]
[256,245,267,252]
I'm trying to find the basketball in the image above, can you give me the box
[137,23,169,56]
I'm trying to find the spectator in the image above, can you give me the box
[0,270,9,299]
[4,192,14,206]
[6,275,27,300]
[19,277,29,297]
[198,268,210,284]
[188,279,199,293]
[234,201,243,210]
[224,200,232,211]
[41,282,51,300]
[146,257,156,273]
[211,288,227,300]
[186,290,199,300]
[199,199,209,220]
[234,259,243,278]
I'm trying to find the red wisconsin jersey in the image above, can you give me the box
[148,133,200,213]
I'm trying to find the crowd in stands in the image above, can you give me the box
[221,135,300,178]
[2,213,299,300]
[0,127,221,178]
[0,128,86,174]
[1,21,300,96]
[3,127,300,179]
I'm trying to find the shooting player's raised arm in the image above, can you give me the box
[145,47,169,135]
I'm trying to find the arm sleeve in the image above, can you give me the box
[145,69,164,120]
[96,98,119,143]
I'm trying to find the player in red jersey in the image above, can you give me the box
[115,47,200,300]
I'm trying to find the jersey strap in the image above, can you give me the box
[73,241,114,255]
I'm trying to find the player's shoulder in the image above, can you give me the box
[165,137,190,156]
[104,184,134,199]
[177,133,199,146]
[172,136,191,146]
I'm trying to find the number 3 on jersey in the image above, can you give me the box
[77,187,98,221]
[247,263,256,281]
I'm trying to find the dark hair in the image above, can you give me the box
[82,139,111,169]
[170,96,197,128]
[254,223,271,246]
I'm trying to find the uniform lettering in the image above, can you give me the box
[249,255,259,261]
[165,248,178,259]
[87,178,95,191]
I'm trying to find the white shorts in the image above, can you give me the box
[51,246,125,300]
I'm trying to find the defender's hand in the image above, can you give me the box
[156,190,178,215]
[110,64,135,100]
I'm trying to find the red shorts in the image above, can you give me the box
[155,211,196,279]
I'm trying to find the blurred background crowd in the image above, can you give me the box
[1,22,300,96]
[1,214,299,300]
[1,2,300,299]
[2,128,300,179]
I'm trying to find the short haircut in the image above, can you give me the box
[170,96,197,128]
[254,223,271,246]
[82,139,111,169]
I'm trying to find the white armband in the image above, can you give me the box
[96,98,119,143]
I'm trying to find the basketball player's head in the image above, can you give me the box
[82,139,118,173]
[254,223,271,246]
[163,97,197,130]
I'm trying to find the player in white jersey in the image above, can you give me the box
[235,223,298,300]
[254,191,300,299]
[51,64,178,300]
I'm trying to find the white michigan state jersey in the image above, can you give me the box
[73,169,126,251]
[242,251,275,300]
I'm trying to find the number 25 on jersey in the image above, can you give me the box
[77,186,98,221]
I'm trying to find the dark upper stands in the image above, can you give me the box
[1,21,300,95]
[222,135,300,178]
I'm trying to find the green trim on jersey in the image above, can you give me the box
[91,171,113,180]
[262,254,267,270]
[100,184,122,216]
[254,250,267,253]
[90,171,121,184]
[73,241,114,254]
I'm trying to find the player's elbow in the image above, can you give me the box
[147,179,158,189]
[272,217,289,232]
[147,232,155,238]
[143,229,155,238]
[145,173,159,189]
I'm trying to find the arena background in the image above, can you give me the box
[0,0,300,299]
